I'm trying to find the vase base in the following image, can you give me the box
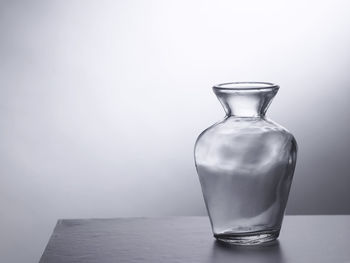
[214,230,279,245]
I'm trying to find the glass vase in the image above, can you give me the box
[194,82,297,245]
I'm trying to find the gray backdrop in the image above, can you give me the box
[1,0,350,262]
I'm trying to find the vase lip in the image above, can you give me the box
[213,82,279,91]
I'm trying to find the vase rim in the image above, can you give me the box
[213,82,279,91]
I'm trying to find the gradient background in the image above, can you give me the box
[1,0,350,262]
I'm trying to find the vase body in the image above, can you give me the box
[194,82,297,245]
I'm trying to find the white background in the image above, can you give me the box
[1,0,350,262]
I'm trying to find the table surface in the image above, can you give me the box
[39,216,350,263]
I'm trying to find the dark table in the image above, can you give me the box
[39,216,350,263]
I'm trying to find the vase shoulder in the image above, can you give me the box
[195,117,296,164]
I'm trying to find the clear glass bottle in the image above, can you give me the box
[194,82,297,245]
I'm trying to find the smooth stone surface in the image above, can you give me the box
[39,216,350,263]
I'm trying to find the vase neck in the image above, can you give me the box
[213,82,279,118]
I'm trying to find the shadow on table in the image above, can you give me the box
[210,240,286,263]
